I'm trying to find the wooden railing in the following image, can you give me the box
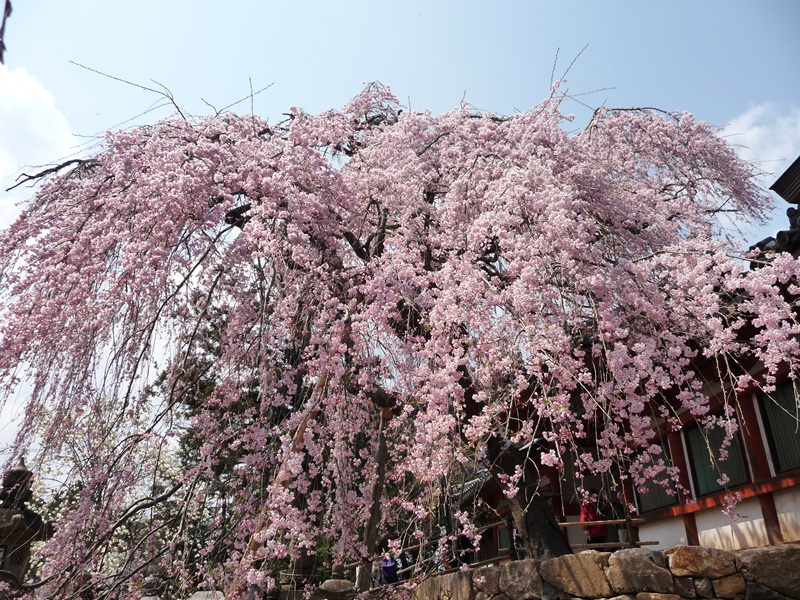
[339,517,658,591]
[558,517,659,550]
[342,520,516,572]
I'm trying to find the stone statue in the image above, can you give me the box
[0,459,33,509]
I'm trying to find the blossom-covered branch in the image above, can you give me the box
[0,83,794,598]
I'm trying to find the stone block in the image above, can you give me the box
[745,581,794,600]
[540,579,565,600]
[634,593,681,600]
[667,546,737,579]
[607,548,675,594]
[694,578,714,599]
[673,577,696,598]
[441,569,473,600]
[712,573,745,599]
[473,566,502,596]
[475,594,510,600]
[540,551,614,598]
[412,575,442,600]
[475,593,511,600]
[499,559,543,600]
[737,544,800,600]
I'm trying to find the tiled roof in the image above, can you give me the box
[770,155,800,204]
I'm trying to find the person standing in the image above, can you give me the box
[380,557,398,584]
[580,488,608,549]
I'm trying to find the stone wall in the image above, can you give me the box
[404,544,800,600]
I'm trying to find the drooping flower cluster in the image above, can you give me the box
[0,83,795,597]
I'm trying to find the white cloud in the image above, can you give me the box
[0,64,74,227]
[723,102,800,242]
[725,102,800,186]
[0,67,75,447]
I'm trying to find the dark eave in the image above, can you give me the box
[770,154,800,204]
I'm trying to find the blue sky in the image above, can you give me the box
[1,0,800,239]
[0,0,798,447]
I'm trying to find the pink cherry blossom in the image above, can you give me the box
[0,84,791,597]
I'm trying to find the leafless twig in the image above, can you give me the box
[6,158,97,191]
[69,61,187,119]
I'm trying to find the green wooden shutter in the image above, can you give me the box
[686,424,749,496]
[763,383,800,473]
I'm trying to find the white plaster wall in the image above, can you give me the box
[562,516,586,548]
[695,497,769,550]
[638,517,686,550]
[773,487,800,543]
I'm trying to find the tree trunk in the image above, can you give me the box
[508,492,571,560]
[486,436,572,560]
[356,407,392,591]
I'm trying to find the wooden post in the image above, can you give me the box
[758,493,785,546]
